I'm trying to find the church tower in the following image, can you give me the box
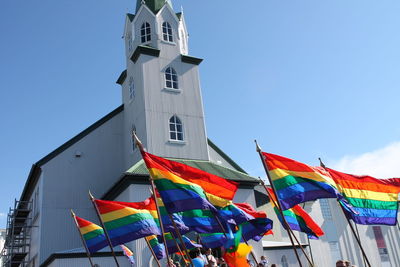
[118,0,209,167]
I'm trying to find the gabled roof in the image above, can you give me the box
[136,0,172,14]
[19,105,124,202]
[126,158,258,183]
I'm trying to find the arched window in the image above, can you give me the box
[162,22,173,42]
[141,22,151,43]
[165,67,178,89]
[169,115,183,141]
[129,77,135,100]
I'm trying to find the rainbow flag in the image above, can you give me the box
[263,152,350,210]
[120,244,135,266]
[94,199,160,246]
[268,188,324,239]
[75,216,108,254]
[146,235,165,260]
[141,151,238,213]
[327,168,400,225]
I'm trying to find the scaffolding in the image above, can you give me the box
[1,200,32,267]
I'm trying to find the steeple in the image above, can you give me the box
[136,0,173,14]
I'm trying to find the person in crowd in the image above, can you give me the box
[205,248,217,267]
[247,259,256,267]
[189,249,206,267]
[260,255,269,266]
[336,260,349,267]
[167,259,176,267]
[270,264,276,267]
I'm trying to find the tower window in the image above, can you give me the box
[129,77,135,100]
[165,67,178,89]
[141,22,151,43]
[162,22,173,42]
[169,115,183,141]
[127,33,133,52]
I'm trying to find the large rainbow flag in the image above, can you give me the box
[75,215,108,254]
[141,151,238,213]
[262,152,350,210]
[267,188,324,239]
[327,168,400,225]
[163,232,202,254]
[199,232,228,248]
[94,199,160,246]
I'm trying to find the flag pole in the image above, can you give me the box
[301,203,315,266]
[354,222,368,267]
[166,214,193,267]
[255,140,304,267]
[318,158,372,267]
[258,176,314,267]
[132,131,172,267]
[89,192,120,267]
[70,210,95,267]
[241,234,260,266]
[145,237,162,267]
[168,232,191,267]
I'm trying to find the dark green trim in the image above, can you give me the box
[181,55,203,65]
[116,70,127,85]
[19,105,124,202]
[131,45,160,63]
[176,12,182,20]
[41,251,124,267]
[127,13,135,22]
[254,189,270,208]
[207,139,247,173]
[102,173,258,201]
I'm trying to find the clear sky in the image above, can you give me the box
[1,0,400,228]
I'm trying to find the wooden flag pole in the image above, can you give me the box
[301,203,315,267]
[70,210,95,267]
[89,192,120,267]
[166,214,193,267]
[132,131,172,267]
[318,158,372,267]
[145,237,162,267]
[169,231,191,267]
[255,140,304,267]
[241,234,260,266]
[354,222,368,267]
[258,177,314,267]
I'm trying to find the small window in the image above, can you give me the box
[141,22,151,43]
[165,67,178,89]
[169,115,183,141]
[129,77,135,100]
[162,22,173,42]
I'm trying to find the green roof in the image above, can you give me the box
[126,158,258,183]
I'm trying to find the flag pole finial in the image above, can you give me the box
[88,190,94,201]
[132,130,145,152]
[254,140,262,152]
[70,209,76,217]
[318,157,326,168]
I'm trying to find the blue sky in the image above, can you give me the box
[1,0,400,228]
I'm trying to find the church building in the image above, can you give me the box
[2,1,399,267]
[1,1,265,266]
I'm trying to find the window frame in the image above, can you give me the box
[140,22,151,43]
[165,67,179,90]
[128,77,135,100]
[162,22,173,43]
[169,115,184,142]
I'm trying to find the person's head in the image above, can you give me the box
[174,262,181,267]
[258,263,264,267]
[336,260,346,267]
[344,261,351,267]
[261,256,266,260]
[270,264,277,267]
[189,249,200,259]
[206,248,212,255]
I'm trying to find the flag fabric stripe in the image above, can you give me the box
[75,216,108,254]
[267,188,324,239]
[94,199,161,246]
[199,233,227,249]
[142,151,238,212]
[262,152,347,211]
[327,168,400,225]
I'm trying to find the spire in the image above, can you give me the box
[136,0,173,14]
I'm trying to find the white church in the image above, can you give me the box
[2,1,399,266]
